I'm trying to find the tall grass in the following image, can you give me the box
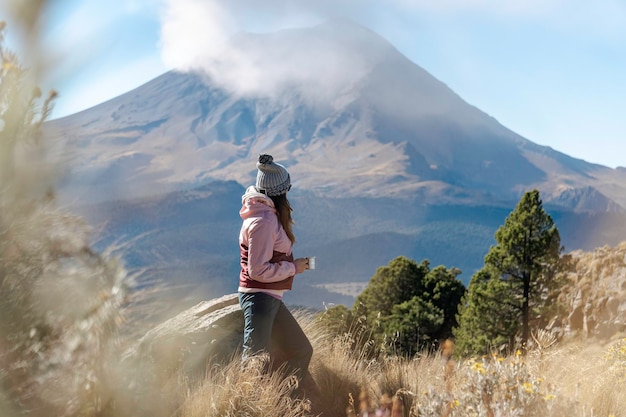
[0,4,134,415]
[173,311,625,417]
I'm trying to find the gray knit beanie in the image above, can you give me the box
[256,154,291,196]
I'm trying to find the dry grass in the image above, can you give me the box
[168,313,625,417]
[179,357,312,417]
[2,260,623,417]
[531,338,626,417]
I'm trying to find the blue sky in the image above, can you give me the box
[3,0,625,168]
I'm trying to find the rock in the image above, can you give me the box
[103,294,245,416]
[567,289,585,333]
[561,242,626,341]
[123,293,244,378]
[567,305,584,332]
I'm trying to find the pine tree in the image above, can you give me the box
[354,256,430,323]
[350,256,465,356]
[454,266,521,355]
[454,190,563,355]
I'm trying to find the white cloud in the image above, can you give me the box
[159,0,374,103]
[157,0,625,102]
[160,0,236,69]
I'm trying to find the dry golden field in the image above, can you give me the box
[175,312,626,417]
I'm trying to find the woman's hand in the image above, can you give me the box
[294,258,309,274]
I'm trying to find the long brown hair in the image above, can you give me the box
[270,193,295,243]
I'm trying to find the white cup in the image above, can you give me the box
[307,256,316,270]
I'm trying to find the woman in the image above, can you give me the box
[238,153,313,395]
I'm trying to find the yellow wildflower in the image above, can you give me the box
[471,362,486,375]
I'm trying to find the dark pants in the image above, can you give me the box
[238,292,313,383]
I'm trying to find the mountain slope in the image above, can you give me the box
[73,180,626,310]
[46,20,626,211]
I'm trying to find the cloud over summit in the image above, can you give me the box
[159,0,382,103]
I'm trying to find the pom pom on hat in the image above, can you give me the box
[256,154,291,196]
[258,154,274,165]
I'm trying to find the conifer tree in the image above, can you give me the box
[454,266,521,355]
[350,256,465,356]
[454,190,562,355]
[355,256,430,323]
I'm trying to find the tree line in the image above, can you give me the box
[319,190,566,357]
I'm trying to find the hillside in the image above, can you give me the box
[73,180,626,312]
[553,242,626,339]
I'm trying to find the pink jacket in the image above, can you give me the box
[239,187,296,291]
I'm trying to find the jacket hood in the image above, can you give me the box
[240,185,276,219]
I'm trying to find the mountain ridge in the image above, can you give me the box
[46,20,626,211]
